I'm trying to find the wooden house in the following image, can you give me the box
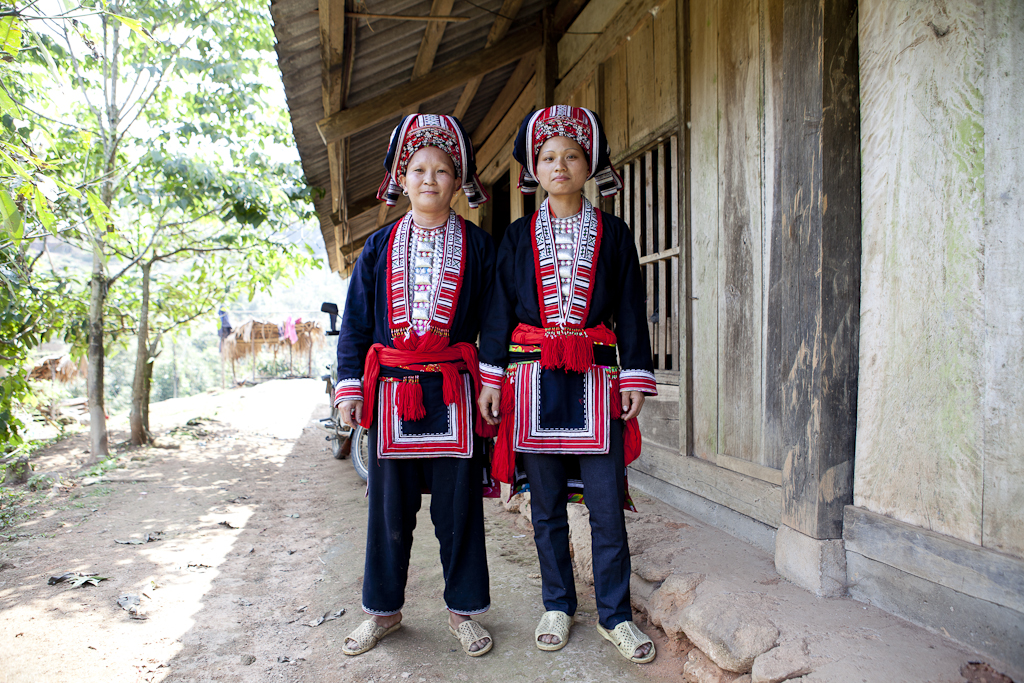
[270,0,1023,673]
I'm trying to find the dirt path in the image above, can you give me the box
[0,380,683,683]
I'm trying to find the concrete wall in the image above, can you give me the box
[855,0,1024,558]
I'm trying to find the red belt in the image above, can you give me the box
[511,322,616,374]
[492,323,641,484]
[360,341,495,437]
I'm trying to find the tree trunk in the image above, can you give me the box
[87,236,109,462]
[129,262,152,445]
[142,338,157,434]
[172,341,179,398]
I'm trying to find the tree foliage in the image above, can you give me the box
[0,0,317,452]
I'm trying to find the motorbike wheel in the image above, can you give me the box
[351,425,370,481]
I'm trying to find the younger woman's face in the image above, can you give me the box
[535,136,589,198]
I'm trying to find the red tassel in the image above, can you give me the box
[610,374,623,419]
[491,375,518,483]
[563,332,593,373]
[396,378,426,421]
[439,364,460,405]
[623,418,642,466]
[540,329,564,370]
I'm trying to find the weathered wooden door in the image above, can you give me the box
[688,0,784,481]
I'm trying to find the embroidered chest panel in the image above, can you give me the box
[387,210,465,338]
[532,198,602,328]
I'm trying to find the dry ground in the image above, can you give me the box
[0,379,1011,683]
[0,380,682,683]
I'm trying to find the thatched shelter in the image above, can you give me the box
[28,356,83,383]
[220,319,326,383]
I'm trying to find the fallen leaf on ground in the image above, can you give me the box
[115,532,163,545]
[47,572,77,585]
[305,608,345,627]
[70,575,109,588]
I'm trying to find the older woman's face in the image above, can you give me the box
[399,146,460,216]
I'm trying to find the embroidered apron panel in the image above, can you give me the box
[512,362,610,454]
[376,373,473,458]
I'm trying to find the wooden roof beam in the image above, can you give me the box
[317,26,542,145]
[551,0,589,34]
[452,0,525,119]
[412,0,457,81]
[470,55,536,146]
[477,75,537,185]
[318,0,346,271]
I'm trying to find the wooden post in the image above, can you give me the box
[536,8,557,110]
[509,160,525,223]
[776,0,861,542]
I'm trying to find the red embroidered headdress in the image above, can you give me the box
[376,114,490,208]
[512,105,623,197]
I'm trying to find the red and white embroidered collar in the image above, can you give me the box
[531,197,602,329]
[387,210,465,342]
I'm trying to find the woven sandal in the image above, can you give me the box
[342,619,401,656]
[448,619,493,657]
[534,610,574,651]
[596,621,656,664]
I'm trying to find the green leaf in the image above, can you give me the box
[51,177,83,200]
[109,14,153,42]
[0,189,22,239]
[0,145,32,181]
[85,191,111,235]
[23,23,64,88]
[0,86,17,118]
[0,16,22,57]
[33,188,55,231]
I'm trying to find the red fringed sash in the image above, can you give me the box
[359,341,495,437]
[490,322,642,484]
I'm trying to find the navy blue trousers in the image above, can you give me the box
[521,420,632,630]
[361,428,490,616]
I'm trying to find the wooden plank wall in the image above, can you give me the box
[980,0,1024,559]
[689,0,782,472]
[856,0,1024,558]
[689,0,720,460]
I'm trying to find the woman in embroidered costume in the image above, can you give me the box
[478,106,658,663]
[335,114,496,657]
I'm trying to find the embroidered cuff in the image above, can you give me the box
[480,362,505,390]
[334,378,363,406]
[619,369,658,396]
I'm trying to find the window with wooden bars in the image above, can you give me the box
[612,134,681,385]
